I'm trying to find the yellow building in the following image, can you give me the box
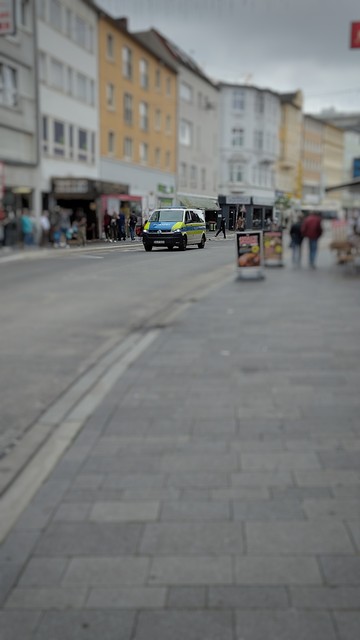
[276,90,303,200]
[98,15,178,213]
[302,114,324,205]
[322,122,344,203]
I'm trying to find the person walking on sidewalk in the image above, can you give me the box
[215,215,226,239]
[21,210,34,247]
[129,212,137,241]
[301,211,323,268]
[103,210,111,242]
[76,210,87,247]
[118,212,126,241]
[40,211,51,247]
[289,214,304,267]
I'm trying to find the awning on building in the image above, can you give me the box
[177,194,220,211]
[326,178,360,193]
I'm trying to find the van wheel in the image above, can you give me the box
[144,244,152,252]
[198,235,206,249]
[167,246,174,251]
[179,236,187,251]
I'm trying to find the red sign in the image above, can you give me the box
[0,1,16,36]
[350,22,360,48]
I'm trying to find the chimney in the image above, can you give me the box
[115,17,128,31]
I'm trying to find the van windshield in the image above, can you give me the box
[150,210,183,222]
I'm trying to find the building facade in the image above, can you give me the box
[276,91,303,201]
[0,0,38,215]
[98,18,177,217]
[322,121,344,206]
[36,0,100,232]
[134,28,220,212]
[218,84,281,202]
[301,114,324,205]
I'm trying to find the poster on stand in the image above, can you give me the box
[236,231,264,279]
[263,230,283,266]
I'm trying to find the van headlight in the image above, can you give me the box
[173,229,182,233]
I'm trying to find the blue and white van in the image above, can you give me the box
[142,208,206,251]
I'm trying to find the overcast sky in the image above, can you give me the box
[98,0,360,114]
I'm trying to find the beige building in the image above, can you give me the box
[276,90,303,200]
[322,122,344,203]
[98,15,178,213]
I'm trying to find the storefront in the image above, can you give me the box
[51,178,129,240]
[218,195,275,231]
[176,194,220,230]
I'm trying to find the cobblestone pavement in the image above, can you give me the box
[1,247,360,639]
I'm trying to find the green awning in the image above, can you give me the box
[177,195,220,211]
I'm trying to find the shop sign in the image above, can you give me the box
[53,178,89,194]
[0,0,16,36]
[157,184,174,194]
[236,231,263,269]
[350,22,360,48]
[263,230,283,266]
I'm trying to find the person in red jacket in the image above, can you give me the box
[301,212,323,268]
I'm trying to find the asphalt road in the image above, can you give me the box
[0,238,233,458]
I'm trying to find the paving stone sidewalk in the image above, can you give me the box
[1,249,360,640]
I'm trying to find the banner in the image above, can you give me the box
[0,1,16,36]
[236,231,262,269]
[263,230,283,266]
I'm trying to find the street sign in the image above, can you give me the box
[350,21,360,48]
[0,0,16,36]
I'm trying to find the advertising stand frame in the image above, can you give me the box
[263,229,284,268]
[236,230,265,281]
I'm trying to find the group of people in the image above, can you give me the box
[103,210,138,243]
[290,211,323,268]
[11,208,88,249]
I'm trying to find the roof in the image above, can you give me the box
[134,29,218,88]
[218,82,281,99]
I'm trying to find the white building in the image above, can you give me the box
[36,0,100,228]
[134,29,220,213]
[218,83,281,201]
[0,0,38,215]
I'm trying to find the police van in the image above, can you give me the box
[142,208,206,251]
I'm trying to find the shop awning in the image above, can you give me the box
[177,194,220,211]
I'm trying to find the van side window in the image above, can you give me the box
[185,211,191,223]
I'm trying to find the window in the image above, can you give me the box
[107,83,115,109]
[233,89,245,110]
[139,101,148,131]
[198,92,202,108]
[139,142,148,163]
[88,26,94,52]
[190,165,197,188]
[108,131,115,155]
[75,15,87,49]
[77,72,87,102]
[140,59,149,89]
[179,119,193,147]
[20,0,30,28]
[166,77,171,96]
[42,116,48,152]
[155,68,161,90]
[232,128,244,147]
[124,93,132,125]
[50,59,64,91]
[180,163,187,186]
[229,163,243,182]
[53,120,65,156]
[107,33,114,59]
[155,109,161,131]
[123,137,133,159]
[155,147,160,166]
[49,0,62,30]
[165,151,170,169]
[38,52,47,83]
[69,124,73,158]
[180,82,193,102]
[166,115,171,134]
[78,129,87,161]
[255,92,264,114]
[201,168,206,190]
[65,8,72,37]
[90,80,95,105]
[66,67,72,95]
[91,132,95,163]
[254,130,263,150]
[36,0,46,20]
[122,46,132,79]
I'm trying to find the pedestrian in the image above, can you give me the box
[110,211,118,242]
[301,211,323,269]
[103,209,111,242]
[21,209,34,247]
[129,211,137,241]
[58,208,71,248]
[215,215,226,238]
[118,212,126,241]
[40,211,51,247]
[236,216,245,231]
[289,214,304,267]
[76,210,87,247]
